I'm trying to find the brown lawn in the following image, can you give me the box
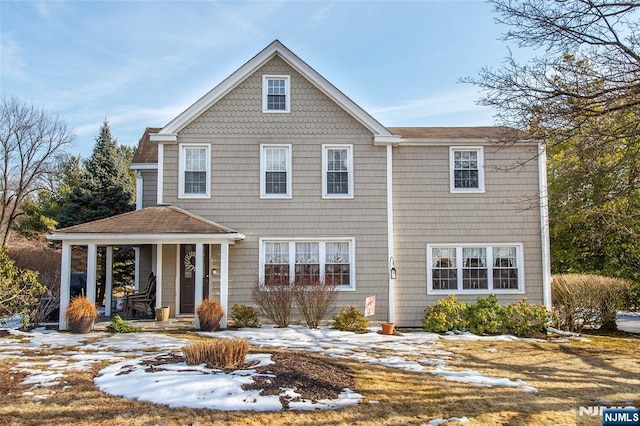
[0,332,638,425]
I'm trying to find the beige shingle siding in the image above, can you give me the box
[140,170,157,208]
[161,56,391,321]
[392,143,543,325]
[179,56,372,138]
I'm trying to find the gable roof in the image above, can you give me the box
[47,205,245,244]
[131,127,161,165]
[152,40,398,143]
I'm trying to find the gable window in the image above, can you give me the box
[260,238,355,290]
[450,147,485,193]
[323,145,353,198]
[262,75,290,113]
[179,144,210,198]
[260,144,292,198]
[427,244,523,293]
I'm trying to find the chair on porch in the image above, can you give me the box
[124,273,156,319]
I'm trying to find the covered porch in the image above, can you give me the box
[46,205,245,330]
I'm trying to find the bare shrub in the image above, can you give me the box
[292,276,338,329]
[182,338,249,370]
[552,274,630,332]
[251,278,293,328]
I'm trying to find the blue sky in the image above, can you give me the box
[1,1,518,158]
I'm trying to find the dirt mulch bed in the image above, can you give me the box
[243,351,356,409]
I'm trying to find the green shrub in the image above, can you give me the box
[422,295,468,332]
[424,295,552,337]
[230,304,260,328]
[552,274,630,332]
[467,294,503,335]
[0,248,45,329]
[106,314,141,333]
[501,299,553,337]
[333,306,369,333]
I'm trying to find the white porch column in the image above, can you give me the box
[220,242,229,329]
[105,246,113,316]
[58,243,72,330]
[86,244,97,305]
[194,243,204,329]
[134,247,140,291]
[155,244,163,309]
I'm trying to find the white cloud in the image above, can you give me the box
[0,33,26,82]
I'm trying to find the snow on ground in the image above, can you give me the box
[0,325,544,416]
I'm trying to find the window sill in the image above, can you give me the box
[428,289,525,295]
[178,194,211,199]
[260,194,292,200]
[322,194,354,200]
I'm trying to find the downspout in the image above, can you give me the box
[387,144,395,323]
[538,142,552,309]
[157,143,164,205]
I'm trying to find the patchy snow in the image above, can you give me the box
[0,325,544,413]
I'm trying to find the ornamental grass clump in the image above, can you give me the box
[182,338,249,370]
[333,306,369,333]
[197,298,224,331]
[65,296,99,323]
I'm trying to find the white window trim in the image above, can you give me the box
[260,144,292,199]
[426,243,525,295]
[259,237,356,291]
[322,144,354,199]
[262,75,290,113]
[178,143,211,199]
[449,146,485,193]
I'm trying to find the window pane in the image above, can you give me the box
[493,247,519,289]
[266,79,287,110]
[326,148,349,194]
[432,247,458,290]
[462,247,488,289]
[325,242,350,286]
[264,147,288,194]
[454,150,479,189]
[264,243,289,286]
[184,171,206,194]
[295,242,320,283]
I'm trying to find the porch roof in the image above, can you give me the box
[46,205,245,244]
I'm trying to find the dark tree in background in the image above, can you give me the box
[58,120,134,227]
[466,1,640,285]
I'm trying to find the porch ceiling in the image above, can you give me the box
[46,205,245,244]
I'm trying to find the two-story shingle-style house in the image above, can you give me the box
[49,40,551,329]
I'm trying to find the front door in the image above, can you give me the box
[180,244,210,314]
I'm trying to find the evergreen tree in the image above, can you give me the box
[58,120,134,227]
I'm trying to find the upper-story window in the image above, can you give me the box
[262,75,290,113]
[323,144,353,198]
[179,144,210,198]
[260,144,292,198]
[450,147,485,193]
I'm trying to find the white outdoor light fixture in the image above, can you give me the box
[390,257,397,280]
